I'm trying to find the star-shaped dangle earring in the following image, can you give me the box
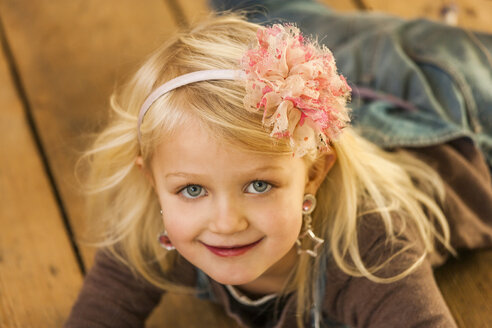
[296,194,324,257]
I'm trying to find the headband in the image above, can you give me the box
[137,69,244,141]
[137,24,352,157]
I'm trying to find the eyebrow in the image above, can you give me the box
[165,165,285,179]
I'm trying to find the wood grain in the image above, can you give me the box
[173,0,211,25]
[364,0,492,33]
[319,0,359,11]
[184,0,360,18]
[435,250,492,327]
[0,33,83,328]
[0,0,177,269]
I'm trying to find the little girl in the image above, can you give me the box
[65,4,492,328]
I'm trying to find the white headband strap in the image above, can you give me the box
[137,69,245,142]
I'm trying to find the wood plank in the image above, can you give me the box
[175,0,211,24]
[364,0,492,33]
[0,34,83,328]
[0,0,177,269]
[435,250,492,327]
[184,0,492,32]
[180,0,359,21]
[319,0,359,12]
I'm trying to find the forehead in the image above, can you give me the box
[151,118,306,174]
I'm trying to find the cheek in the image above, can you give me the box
[276,186,305,236]
[162,217,202,251]
[158,198,201,242]
[254,193,304,235]
[277,206,303,236]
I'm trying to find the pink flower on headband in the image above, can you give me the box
[241,24,352,156]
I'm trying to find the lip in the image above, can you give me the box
[202,238,263,257]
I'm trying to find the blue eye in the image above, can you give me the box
[180,185,206,199]
[246,180,272,194]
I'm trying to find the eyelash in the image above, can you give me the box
[177,180,275,199]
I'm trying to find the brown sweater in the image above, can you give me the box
[64,139,492,328]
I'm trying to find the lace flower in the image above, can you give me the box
[241,24,352,157]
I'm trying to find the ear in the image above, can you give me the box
[135,156,156,189]
[304,150,337,195]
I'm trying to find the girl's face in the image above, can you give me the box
[150,119,322,292]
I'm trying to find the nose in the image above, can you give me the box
[208,196,248,234]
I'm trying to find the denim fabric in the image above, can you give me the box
[211,0,492,172]
[196,268,216,301]
[194,255,348,327]
[312,254,349,328]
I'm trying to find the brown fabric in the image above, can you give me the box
[63,249,163,328]
[64,139,492,328]
[408,139,492,255]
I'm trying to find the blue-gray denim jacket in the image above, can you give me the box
[212,0,492,172]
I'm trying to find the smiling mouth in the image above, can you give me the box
[202,238,263,257]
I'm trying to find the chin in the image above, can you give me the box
[205,267,262,286]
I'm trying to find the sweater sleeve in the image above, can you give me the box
[64,250,164,328]
[322,139,492,327]
[405,139,492,255]
[323,216,458,328]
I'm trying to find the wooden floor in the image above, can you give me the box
[0,0,491,327]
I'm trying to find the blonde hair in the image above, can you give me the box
[78,13,454,327]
